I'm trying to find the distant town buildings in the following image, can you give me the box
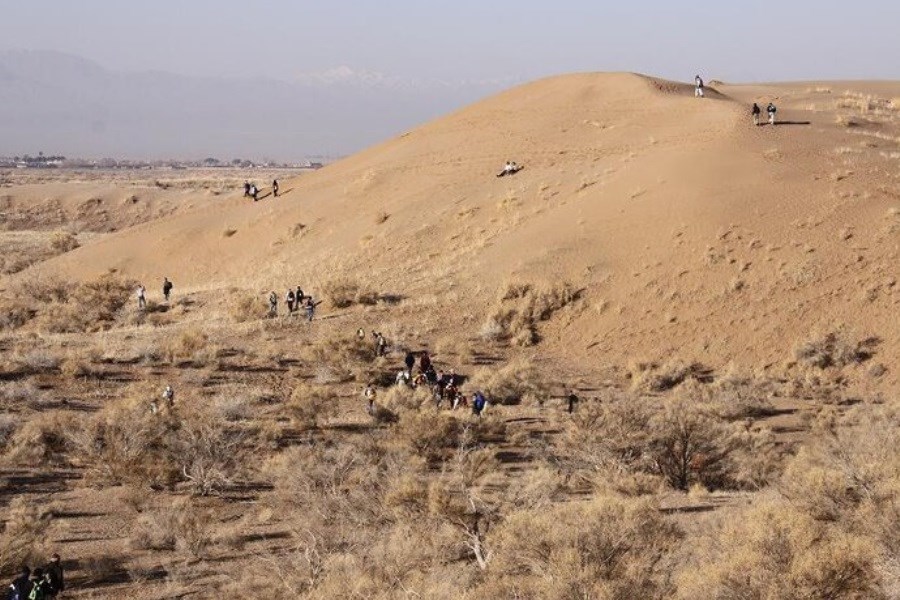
[0,153,329,170]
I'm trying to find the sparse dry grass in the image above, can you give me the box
[321,278,380,308]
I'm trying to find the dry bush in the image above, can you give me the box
[394,411,466,463]
[321,278,379,308]
[303,334,381,383]
[286,384,338,429]
[129,500,214,559]
[378,384,431,414]
[177,410,247,497]
[69,393,183,488]
[70,391,244,495]
[228,292,264,323]
[480,494,682,599]
[562,395,770,493]
[49,231,79,253]
[4,412,72,466]
[629,360,711,393]
[467,358,549,405]
[30,274,135,333]
[795,331,878,369]
[0,497,54,576]
[677,499,883,599]
[11,347,62,374]
[162,328,214,365]
[481,280,580,345]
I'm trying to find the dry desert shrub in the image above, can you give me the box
[69,390,244,495]
[162,327,217,365]
[228,291,264,323]
[677,499,883,600]
[629,360,711,393]
[795,331,878,369]
[129,500,214,559]
[562,395,775,493]
[466,358,549,405]
[286,384,339,429]
[4,411,72,467]
[303,333,381,383]
[0,497,54,576]
[49,230,79,253]
[481,280,580,346]
[321,277,379,308]
[28,274,136,333]
[479,494,682,599]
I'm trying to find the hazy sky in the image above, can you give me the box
[3,0,900,83]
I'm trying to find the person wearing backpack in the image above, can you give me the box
[694,74,705,98]
[472,391,486,417]
[26,569,49,600]
[767,102,777,125]
[8,566,31,600]
[43,555,63,599]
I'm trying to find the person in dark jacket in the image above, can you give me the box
[8,566,30,600]
[404,352,416,376]
[44,555,64,598]
[162,277,173,302]
[419,352,431,375]
[272,179,279,197]
[567,391,579,414]
[751,103,761,126]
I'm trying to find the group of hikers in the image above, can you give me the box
[269,286,319,321]
[136,277,173,309]
[363,347,488,417]
[695,74,779,126]
[243,180,279,201]
[7,555,64,600]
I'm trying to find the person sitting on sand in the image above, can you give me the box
[695,75,704,98]
[767,102,777,125]
[496,161,523,178]
[752,103,761,126]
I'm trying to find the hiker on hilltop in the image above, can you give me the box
[243,181,251,197]
[268,291,278,317]
[163,277,173,302]
[752,103,761,126]
[286,289,296,315]
[136,284,146,310]
[44,554,64,599]
[8,566,31,600]
[695,75,705,98]
[767,102,777,125]
[272,179,279,198]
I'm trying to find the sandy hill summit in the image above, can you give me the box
[29,72,900,388]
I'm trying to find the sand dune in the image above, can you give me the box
[29,72,900,387]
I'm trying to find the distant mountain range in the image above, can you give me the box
[0,50,516,161]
